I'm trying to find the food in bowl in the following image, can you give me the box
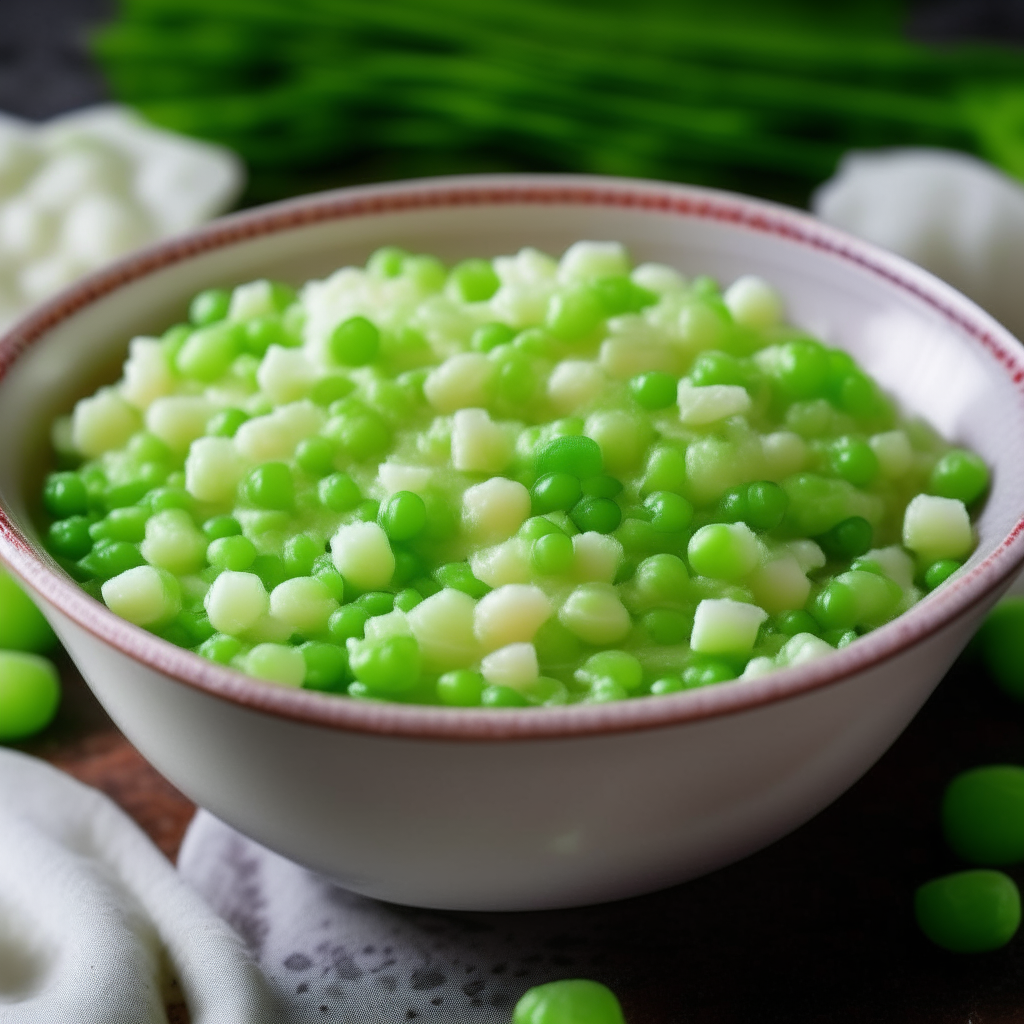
[39,241,986,707]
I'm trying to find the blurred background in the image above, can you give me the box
[9,0,1024,209]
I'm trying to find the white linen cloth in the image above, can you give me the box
[812,147,1024,339]
[0,748,274,1023]
[178,811,615,1024]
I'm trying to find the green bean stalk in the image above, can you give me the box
[93,0,1024,203]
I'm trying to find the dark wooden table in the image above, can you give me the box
[17,646,1024,1024]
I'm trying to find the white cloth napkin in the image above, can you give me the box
[0,748,275,1023]
[178,811,619,1024]
[812,147,1024,339]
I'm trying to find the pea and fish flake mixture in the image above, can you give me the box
[41,241,987,705]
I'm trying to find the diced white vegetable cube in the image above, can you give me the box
[779,632,836,667]
[101,565,180,626]
[557,241,630,284]
[631,262,685,294]
[677,379,751,425]
[902,494,974,561]
[451,408,514,473]
[120,337,174,410]
[474,584,553,652]
[461,477,531,541]
[869,430,914,478]
[256,345,317,405]
[761,431,807,479]
[363,610,412,641]
[690,598,767,655]
[145,395,213,452]
[378,463,432,496]
[204,571,269,636]
[481,642,540,687]
[71,387,140,458]
[558,583,632,645]
[407,588,479,671]
[229,280,277,321]
[747,556,811,615]
[585,409,648,473]
[785,539,827,574]
[233,401,325,462]
[269,576,339,635]
[741,656,777,679]
[572,532,623,583]
[140,509,207,575]
[724,275,783,329]
[185,436,245,504]
[330,521,395,591]
[547,359,605,414]
[245,643,306,687]
[599,336,680,379]
[424,352,493,412]
[863,545,915,590]
[469,539,532,587]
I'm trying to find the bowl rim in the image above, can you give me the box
[1,171,1023,742]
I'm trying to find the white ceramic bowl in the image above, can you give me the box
[2,175,1023,911]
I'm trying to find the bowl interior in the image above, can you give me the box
[1,175,1023,728]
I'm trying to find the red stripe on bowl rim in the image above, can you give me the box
[1,173,1023,741]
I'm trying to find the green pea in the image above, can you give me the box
[379,490,427,542]
[775,610,819,637]
[47,516,93,559]
[0,651,60,741]
[828,437,879,487]
[482,684,531,707]
[450,258,500,302]
[942,766,1024,865]
[251,553,287,591]
[318,472,361,512]
[570,496,621,534]
[202,515,242,541]
[103,479,149,511]
[189,288,230,326]
[593,274,656,315]
[300,642,350,691]
[244,462,294,510]
[437,669,485,706]
[643,491,693,533]
[205,536,256,577]
[145,486,193,514]
[773,339,829,399]
[404,254,447,291]
[532,532,575,575]
[817,516,873,560]
[514,328,557,357]
[537,435,603,479]
[650,675,685,695]
[929,449,989,505]
[546,285,605,342]
[243,315,288,356]
[310,375,355,407]
[355,499,380,523]
[533,618,581,668]
[367,246,407,278]
[581,475,623,499]
[284,534,323,577]
[632,554,689,605]
[198,634,242,664]
[836,370,883,419]
[90,506,149,544]
[174,609,215,646]
[494,353,536,404]
[683,659,736,688]
[394,588,422,613]
[629,371,677,411]
[391,547,423,586]
[532,473,583,515]
[175,322,243,382]
[747,481,788,532]
[356,591,396,617]
[43,471,88,518]
[915,870,1020,953]
[809,581,858,630]
[206,408,250,438]
[519,516,563,542]
[0,569,57,653]
[977,599,1024,700]
[577,650,643,691]
[312,557,346,602]
[348,635,420,697]
[687,524,752,581]
[586,678,629,702]
[329,315,380,366]
[161,323,192,364]
[78,541,145,581]
[642,609,691,644]
[513,979,626,1024]
[328,605,368,643]
[330,409,391,461]
[433,562,491,599]
[924,559,961,591]
[471,322,516,353]
[690,349,746,387]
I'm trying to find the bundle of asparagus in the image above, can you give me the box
[93,0,1024,203]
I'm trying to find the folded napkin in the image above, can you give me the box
[178,811,623,1024]
[0,748,274,1023]
[812,147,1024,339]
